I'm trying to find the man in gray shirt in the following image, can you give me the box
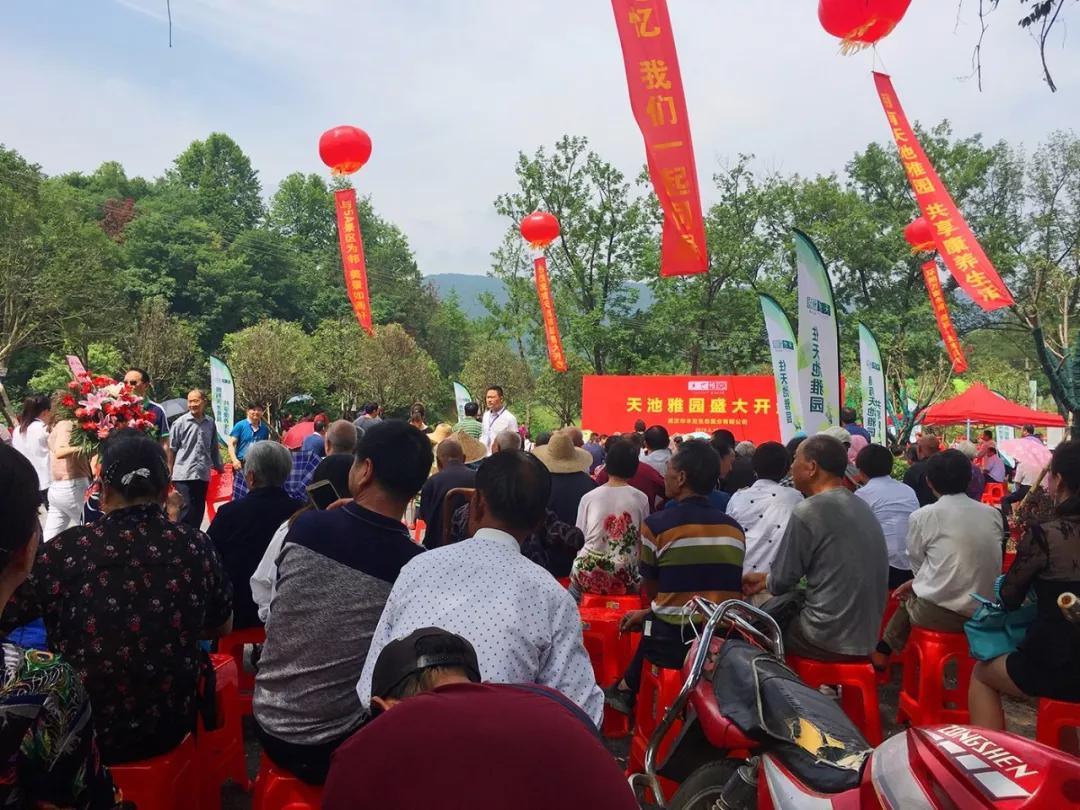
[169,389,224,528]
[744,435,887,661]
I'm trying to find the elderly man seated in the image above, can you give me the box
[207,441,304,629]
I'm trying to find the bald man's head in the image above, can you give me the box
[436,439,465,469]
[325,420,359,455]
[565,427,584,447]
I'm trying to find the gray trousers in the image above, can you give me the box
[882,596,968,653]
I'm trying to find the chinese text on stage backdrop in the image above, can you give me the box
[581,375,781,443]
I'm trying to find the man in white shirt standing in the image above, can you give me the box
[357,449,603,727]
[871,449,1002,671]
[725,442,802,595]
[853,443,920,590]
[480,385,518,456]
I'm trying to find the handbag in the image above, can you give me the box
[964,594,1038,662]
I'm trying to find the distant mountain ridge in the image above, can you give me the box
[426,273,653,319]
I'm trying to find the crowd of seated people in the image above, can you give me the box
[4,395,1080,805]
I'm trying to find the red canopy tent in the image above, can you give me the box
[921,383,1066,427]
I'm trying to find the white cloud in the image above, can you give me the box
[2,1,1077,278]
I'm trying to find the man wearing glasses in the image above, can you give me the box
[123,368,170,451]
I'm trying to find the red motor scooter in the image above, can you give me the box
[628,597,1080,809]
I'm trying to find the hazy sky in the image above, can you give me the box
[3,1,1077,276]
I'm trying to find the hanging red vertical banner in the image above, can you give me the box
[611,0,707,276]
[873,73,1013,312]
[333,188,373,336]
[921,260,967,373]
[534,256,568,372]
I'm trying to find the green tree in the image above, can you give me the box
[169,133,264,238]
[534,354,591,426]
[490,136,653,373]
[221,320,317,419]
[116,298,204,399]
[28,343,124,394]
[460,339,535,412]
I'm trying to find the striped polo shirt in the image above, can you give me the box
[639,495,746,625]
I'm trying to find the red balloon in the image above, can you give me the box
[319,126,372,175]
[904,216,935,252]
[520,211,560,248]
[819,0,912,49]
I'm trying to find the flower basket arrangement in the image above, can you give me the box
[55,372,156,454]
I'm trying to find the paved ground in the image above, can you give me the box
[220,665,1040,809]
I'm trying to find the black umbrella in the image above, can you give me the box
[161,398,189,421]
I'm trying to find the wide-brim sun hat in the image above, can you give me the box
[448,431,486,463]
[428,423,453,445]
[532,430,593,474]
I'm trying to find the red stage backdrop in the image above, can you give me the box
[582,375,781,443]
[611,0,708,276]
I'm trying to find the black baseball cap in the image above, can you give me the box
[371,627,482,699]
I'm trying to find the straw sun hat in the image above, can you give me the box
[533,430,593,475]
[448,431,486,464]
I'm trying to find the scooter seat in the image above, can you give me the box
[712,638,871,794]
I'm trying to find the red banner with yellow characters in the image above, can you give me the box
[334,189,373,335]
[874,73,1013,311]
[582,375,782,442]
[534,256,568,372]
[921,260,967,373]
[611,0,708,276]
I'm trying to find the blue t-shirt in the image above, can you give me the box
[229,419,269,461]
[301,431,327,458]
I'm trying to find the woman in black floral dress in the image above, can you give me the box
[0,429,234,764]
[0,443,118,807]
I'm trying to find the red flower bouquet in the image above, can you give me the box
[55,372,156,453]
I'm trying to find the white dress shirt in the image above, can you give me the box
[725,478,804,573]
[480,408,518,455]
[854,475,920,572]
[907,493,1003,616]
[250,519,290,623]
[12,420,51,490]
[356,528,603,726]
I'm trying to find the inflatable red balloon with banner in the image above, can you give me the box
[520,211,560,249]
[319,126,372,175]
[819,0,912,51]
[520,212,568,373]
[320,125,374,335]
[904,216,935,253]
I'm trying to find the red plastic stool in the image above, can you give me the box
[206,466,234,522]
[413,519,426,544]
[219,626,267,715]
[981,482,1007,506]
[876,591,904,683]
[199,654,251,810]
[580,607,636,738]
[787,656,883,745]
[627,663,684,804]
[110,734,198,810]
[580,593,644,613]
[252,754,323,810]
[896,627,974,727]
[1036,698,1080,753]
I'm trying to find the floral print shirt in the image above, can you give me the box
[570,484,650,595]
[0,504,233,764]
[0,643,117,808]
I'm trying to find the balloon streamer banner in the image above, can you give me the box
[921,260,967,373]
[333,189,374,335]
[209,355,235,443]
[858,323,887,445]
[873,73,1013,311]
[759,294,802,443]
[533,255,568,372]
[794,230,841,436]
[611,0,707,276]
